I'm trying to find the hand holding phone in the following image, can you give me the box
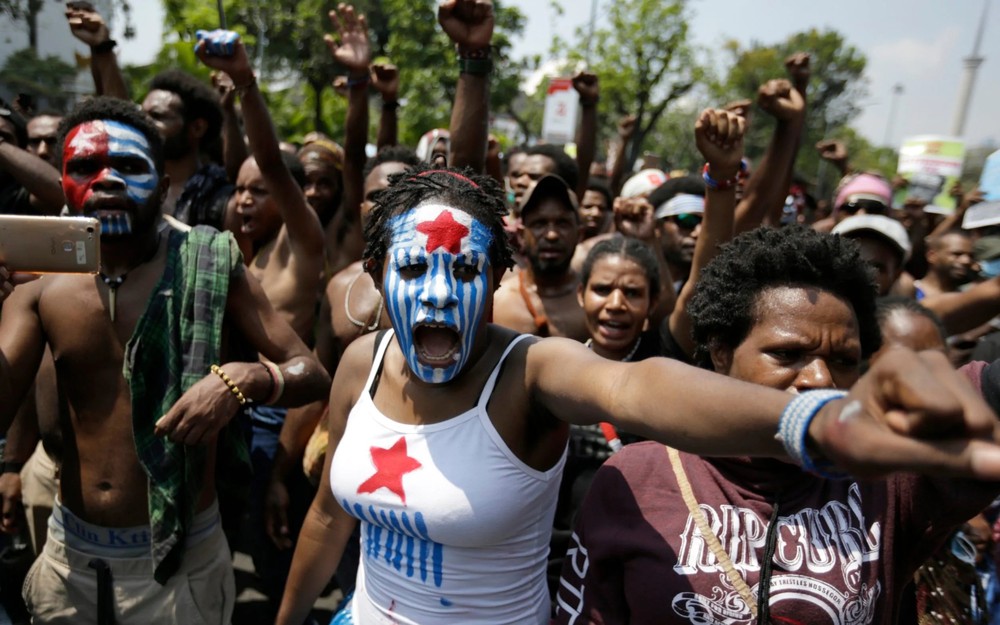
[0,215,100,275]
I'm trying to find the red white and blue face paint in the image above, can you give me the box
[62,120,158,236]
[384,203,493,384]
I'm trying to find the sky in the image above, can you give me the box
[108,0,999,149]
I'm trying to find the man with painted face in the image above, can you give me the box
[0,96,329,624]
[493,174,589,341]
[66,4,233,229]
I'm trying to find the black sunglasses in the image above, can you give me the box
[842,199,888,216]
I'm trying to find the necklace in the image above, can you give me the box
[585,335,642,362]
[98,233,161,322]
[344,271,383,331]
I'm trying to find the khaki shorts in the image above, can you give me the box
[22,511,234,624]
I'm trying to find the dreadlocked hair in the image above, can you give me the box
[688,225,881,368]
[363,165,514,277]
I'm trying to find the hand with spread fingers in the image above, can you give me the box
[810,348,1000,480]
[326,4,372,75]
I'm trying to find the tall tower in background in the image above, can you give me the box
[951,0,990,136]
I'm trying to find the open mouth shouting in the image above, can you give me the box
[414,322,461,366]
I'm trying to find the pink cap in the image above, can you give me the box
[834,173,892,212]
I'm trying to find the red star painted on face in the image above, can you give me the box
[356,437,423,505]
[416,209,469,254]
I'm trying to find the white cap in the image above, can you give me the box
[832,214,912,263]
[620,169,668,199]
[654,193,704,220]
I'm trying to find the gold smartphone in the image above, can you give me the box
[0,215,100,274]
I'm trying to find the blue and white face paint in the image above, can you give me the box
[383,203,494,384]
[62,119,159,236]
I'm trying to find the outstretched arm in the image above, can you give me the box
[65,3,129,99]
[195,31,325,261]
[573,71,600,198]
[527,338,1000,480]
[668,108,745,358]
[440,0,494,172]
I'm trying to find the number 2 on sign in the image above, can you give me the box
[557,103,567,116]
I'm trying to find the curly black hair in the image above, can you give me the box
[362,165,514,277]
[688,225,881,367]
[525,144,579,192]
[148,70,222,151]
[57,96,164,174]
[364,145,421,179]
[581,236,661,305]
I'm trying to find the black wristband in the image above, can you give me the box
[580,97,599,108]
[1,461,24,474]
[458,57,492,76]
[382,100,401,111]
[91,39,117,54]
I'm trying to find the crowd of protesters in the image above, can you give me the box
[1,1,1000,624]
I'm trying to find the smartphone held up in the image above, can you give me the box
[0,215,100,275]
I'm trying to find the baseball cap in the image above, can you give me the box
[832,214,912,263]
[519,174,578,219]
[621,169,668,199]
[833,173,892,213]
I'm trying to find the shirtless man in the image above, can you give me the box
[196,30,326,343]
[910,229,975,300]
[494,175,588,341]
[0,96,328,624]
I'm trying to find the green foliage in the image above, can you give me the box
[0,47,76,111]
[561,0,703,172]
[152,0,526,147]
[714,29,869,197]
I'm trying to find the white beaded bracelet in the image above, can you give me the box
[777,390,849,478]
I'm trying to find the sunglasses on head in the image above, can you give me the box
[672,213,702,229]
[842,199,888,216]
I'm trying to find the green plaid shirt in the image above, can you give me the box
[124,225,249,584]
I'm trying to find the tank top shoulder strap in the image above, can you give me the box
[476,333,533,408]
[363,328,395,398]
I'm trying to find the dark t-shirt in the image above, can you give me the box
[555,443,998,625]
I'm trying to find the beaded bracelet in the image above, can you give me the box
[211,364,248,406]
[261,360,285,405]
[702,160,748,191]
[776,389,849,479]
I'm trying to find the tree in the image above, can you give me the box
[562,0,704,173]
[0,47,76,111]
[154,0,526,146]
[715,29,868,197]
[2,0,133,52]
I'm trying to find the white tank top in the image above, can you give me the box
[330,330,566,624]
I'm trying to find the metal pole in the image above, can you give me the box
[216,0,226,30]
[883,83,903,147]
[586,0,598,64]
[951,0,989,136]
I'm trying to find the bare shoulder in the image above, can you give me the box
[325,261,366,301]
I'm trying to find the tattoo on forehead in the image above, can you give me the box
[388,204,493,256]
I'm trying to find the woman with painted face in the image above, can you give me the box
[271,161,1000,625]
[554,226,1000,625]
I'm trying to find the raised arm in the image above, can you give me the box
[733,76,806,233]
[573,71,600,198]
[816,139,851,177]
[372,62,400,150]
[612,196,675,325]
[0,139,65,214]
[608,114,636,197]
[65,3,129,99]
[440,0,494,172]
[668,108,745,358]
[211,71,249,183]
[195,31,325,260]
